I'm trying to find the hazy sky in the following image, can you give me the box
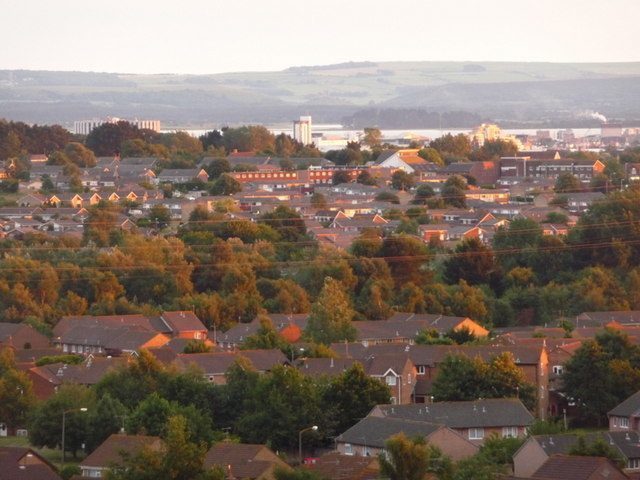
[2,0,639,74]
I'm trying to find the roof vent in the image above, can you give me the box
[549,437,554,445]
[404,346,410,352]
[626,433,631,441]
[482,407,486,413]
[391,407,395,414]
[330,358,334,368]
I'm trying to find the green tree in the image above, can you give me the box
[441,175,467,208]
[242,315,287,350]
[357,170,378,186]
[379,433,452,480]
[568,436,625,468]
[107,415,224,480]
[183,340,212,354]
[562,340,616,425]
[0,349,36,433]
[234,365,324,450]
[148,205,171,229]
[28,384,95,457]
[363,127,382,148]
[379,235,430,286]
[418,147,444,166]
[555,172,581,193]
[209,174,241,195]
[413,184,435,204]
[322,363,390,436]
[64,142,97,167]
[310,192,328,209]
[333,171,352,184]
[429,134,472,158]
[305,277,357,344]
[86,394,128,453]
[474,139,517,161]
[391,170,416,191]
[204,158,230,179]
[443,237,496,286]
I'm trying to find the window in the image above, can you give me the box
[552,365,564,375]
[386,375,397,386]
[469,428,484,440]
[502,427,518,438]
[344,443,353,456]
[621,417,630,428]
[629,458,640,469]
[613,417,618,427]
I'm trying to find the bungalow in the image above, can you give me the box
[203,443,290,480]
[336,416,478,461]
[0,323,50,350]
[305,452,379,480]
[375,149,428,174]
[176,349,288,384]
[352,314,488,347]
[80,434,163,478]
[513,433,640,477]
[370,398,534,445]
[156,168,209,184]
[0,446,61,480]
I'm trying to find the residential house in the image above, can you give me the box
[17,193,46,207]
[609,390,640,432]
[370,398,533,445]
[54,325,170,355]
[335,416,478,460]
[0,323,50,350]
[176,349,288,384]
[500,156,605,181]
[574,311,640,328]
[564,192,605,214]
[53,311,208,352]
[353,313,489,346]
[464,188,510,204]
[331,343,549,419]
[79,434,163,478]
[375,149,428,173]
[156,168,209,184]
[203,443,290,480]
[0,446,61,480]
[513,435,639,477]
[442,161,501,185]
[218,314,309,349]
[331,212,394,234]
[305,452,379,480]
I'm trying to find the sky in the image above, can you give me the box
[2,0,639,74]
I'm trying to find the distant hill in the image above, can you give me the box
[1,61,640,128]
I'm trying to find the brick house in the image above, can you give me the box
[369,398,533,445]
[513,435,640,477]
[0,446,61,480]
[203,443,290,480]
[0,323,50,350]
[336,416,478,461]
[609,390,640,432]
[80,434,162,478]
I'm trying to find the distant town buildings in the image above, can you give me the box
[74,117,161,135]
[293,115,313,145]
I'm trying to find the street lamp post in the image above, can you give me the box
[298,425,318,465]
[61,407,88,468]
